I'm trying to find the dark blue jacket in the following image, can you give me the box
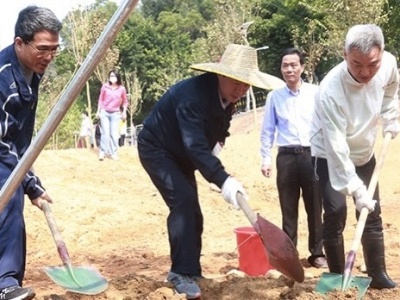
[0,45,45,200]
[140,73,233,188]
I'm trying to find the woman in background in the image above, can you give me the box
[96,69,128,160]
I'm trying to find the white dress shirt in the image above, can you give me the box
[310,51,399,195]
[260,82,318,166]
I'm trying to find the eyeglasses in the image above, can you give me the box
[27,41,60,57]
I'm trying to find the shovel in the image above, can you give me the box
[236,193,304,283]
[40,201,109,295]
[315,132,392,299]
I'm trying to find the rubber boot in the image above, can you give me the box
[362,232,396,289]
[323,236,345,274]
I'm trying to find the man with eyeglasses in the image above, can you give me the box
[26,41,61,58]
[0,5,62,300]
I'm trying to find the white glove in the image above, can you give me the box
[212,142,223,157]
[382,120,399,139]
[221,176,248,210]
[352,185,377,213]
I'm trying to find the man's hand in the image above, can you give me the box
[31,191,53,209]
[353,185,376,213]
[383,121,399,139]
[221,176,247,210]
[261,164,272,178]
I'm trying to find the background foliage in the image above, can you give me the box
[36,0,394,149]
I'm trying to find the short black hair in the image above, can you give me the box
[280,48,305,65]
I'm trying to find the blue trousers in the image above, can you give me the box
[99,110,120,156]
[0,165,26,289]
[137,130,203,277]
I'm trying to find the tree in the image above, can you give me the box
[381,0,400,57]
[33,0,395,149]
[253,0,389,82]
[124,70,143,145]
[37,71,81,149]
[308,0,388,58]
[192,0,260,64]
[62,1,120,113]
[117,10,197,117]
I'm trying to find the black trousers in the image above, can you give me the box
[314,156,383,240]
[137,130,203,277]
[276,148,324,257]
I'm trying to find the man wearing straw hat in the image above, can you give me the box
[0,6,61,300]
[137,44,281,298]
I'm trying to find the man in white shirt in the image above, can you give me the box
[310,24,399,289]
[260,48,326,268]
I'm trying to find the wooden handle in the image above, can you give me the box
[40,200,72,265]
[236,192,257,226]
[350,132,392,252]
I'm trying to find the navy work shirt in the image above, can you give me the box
[0,44,45,200]
[140,73,234,188]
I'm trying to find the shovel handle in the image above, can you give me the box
[40,200,72,266]
[236,192,257,226]
[349,132,392,253]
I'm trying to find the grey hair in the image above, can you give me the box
[344,24,384,53]
[14,5,62,42]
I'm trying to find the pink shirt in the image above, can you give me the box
[98,83,128,112]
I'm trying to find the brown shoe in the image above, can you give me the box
[309,256,328,269]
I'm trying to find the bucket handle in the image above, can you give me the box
[235,232,258,252]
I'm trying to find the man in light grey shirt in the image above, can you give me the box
[310,24,399,289]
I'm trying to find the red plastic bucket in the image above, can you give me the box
[234,226,273,276]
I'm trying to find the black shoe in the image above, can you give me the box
[0,286,35,300]
[308,256,328,269]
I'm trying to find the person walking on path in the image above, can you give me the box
[119,111,127,147]
[78,111,92,149]
[96,69,128,160]
[310,24,398,289]
[260,47,327,269]
[137,44,278,299]
[0,5,61,299]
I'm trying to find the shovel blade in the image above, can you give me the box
[315,272,371,300]
[255,214,304,283]
[44,265,109,295]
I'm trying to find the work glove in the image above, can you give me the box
[382,120,399,139]
[221,176,248,210]
[352,185,377,213]
[212,142,224,157]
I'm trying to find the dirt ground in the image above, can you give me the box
[21,108,400,299]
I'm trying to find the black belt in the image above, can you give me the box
[278,146,310,154]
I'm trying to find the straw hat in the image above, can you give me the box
[190,44,285,90]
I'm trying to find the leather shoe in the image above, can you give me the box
[308,256,328,269]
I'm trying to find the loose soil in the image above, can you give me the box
[22,109,400,299]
